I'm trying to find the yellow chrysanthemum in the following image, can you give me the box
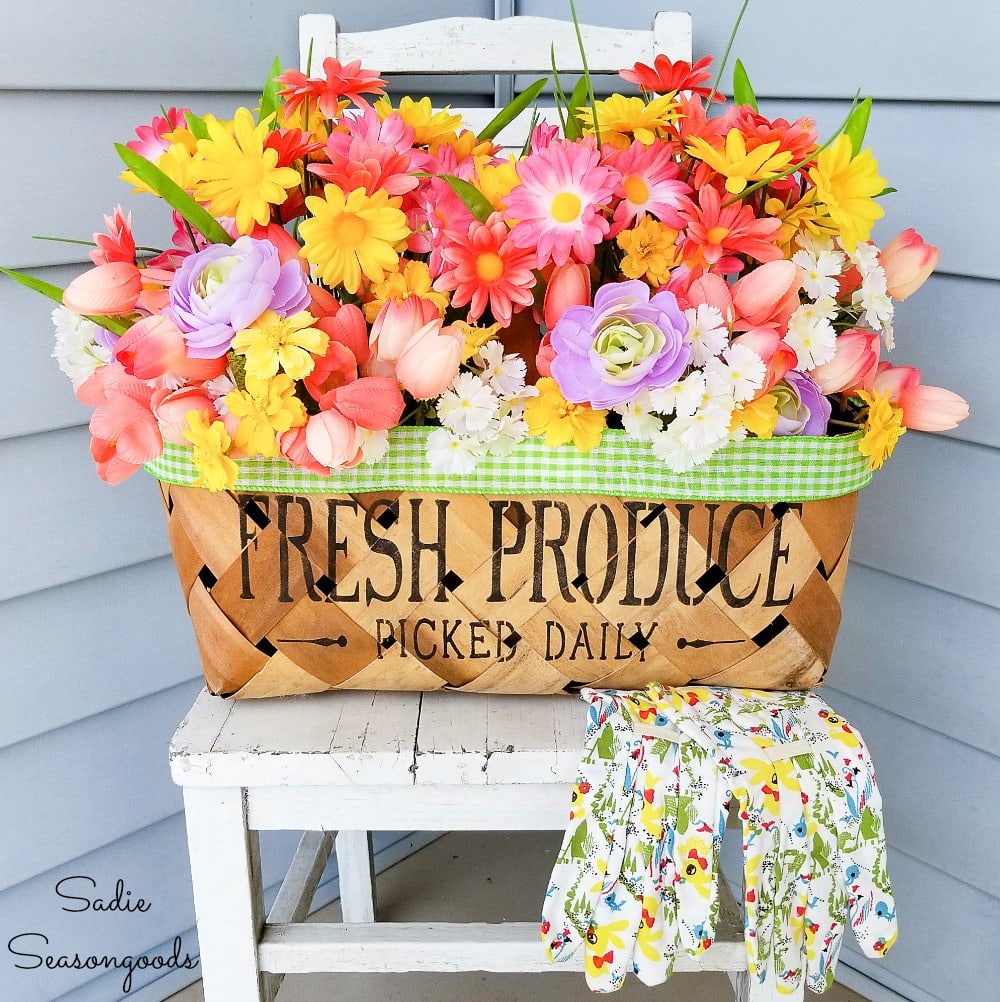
[452,319,502,362]
[231,309,329,381]
[686,130,795,196]
[474,154,522,212]
[763,189,828,255]
[857,388,905,470]
[299,184,410,294]
[182,410,238,493]
[191,108,302,234]
[443,129,497,162]
[525,377,607,452]
[808,134,886,252]
[121,140,198,196]
[577,93,680,149]
[732,393,780,439]
[375,96,464,150]
[225,373,307,458]
[363,260,450,323]
[616,217,682,286]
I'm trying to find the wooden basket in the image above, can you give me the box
[149,431,869,698]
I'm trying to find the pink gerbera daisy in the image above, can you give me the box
[504,139,617,268]
[433,213,537,327]
[277,58,386,120]
[681,184,784,274]
[604,140,692,235]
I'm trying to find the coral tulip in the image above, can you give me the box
[730,329,797,391]
[278,425,330,474]
[114,314,227,383]
[543,262,591,330]
[305,408,364,470]
[63,262,142,317]
[368,296,440,365]
[809,329,880,394]
[396,324,464,399]
[326,376,405,430]
[880,229,940,300]
[872,362,921,401]
[678,271,733,318]
[731,260,803,331]
[536,331,556,378]
[896,383,969,431]
[316,302,370,367]
[151,385,219,445]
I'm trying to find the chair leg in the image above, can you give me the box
[182,787,273,1002]
[727,969,751,1001]
[336,829,377,922]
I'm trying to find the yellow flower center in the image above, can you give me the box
[329,212,368,248]
[623,175,649,205]
[706,225,730,245]
[551,191,582,223]
[475,251,505,282]
[232,157,267,191]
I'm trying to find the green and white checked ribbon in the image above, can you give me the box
[145,428,872,502]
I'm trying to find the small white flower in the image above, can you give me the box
[846,239,881,276]
[791,247,846,300]
[651,425,698,473]
[707,344,766,403]
[204,372,238,412]
[854,262,894,333]
[785,300,837,369]
[676,401,734,452]
[474,340,528,398]
[358,427,390,464]
[617,391,663,441]
[488,413,529,455]
[436,372,499,434]
[881,318,895,351]
[648,371,707,418]
[51,306,111,388]
[683,304,729,366]
[425,427,486,474]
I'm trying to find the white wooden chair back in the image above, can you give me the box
[298,13,693,146]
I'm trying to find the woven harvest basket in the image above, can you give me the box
[147,429,871,698]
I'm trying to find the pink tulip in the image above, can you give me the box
[536,331,556,378]
[730,329,797,392]
[305,409,364,470]
[872,362,921,402]
[151,386,219,445]
[897,383,969,431]
[809,329,880,394]
[395,323,464,399]
[305,341,360,408]
[63,262,143,317]
[316,302,370,367]
[678,271,733,318]
[278,426,330,474]
[326,376,404,431]
[368,296,440,364]
[731,260,803,331]
[543,262,591,330]
[114,314,227,383]
[880,229,940,300]
[77,363,163,479]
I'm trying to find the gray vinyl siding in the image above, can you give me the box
[1,2,996,1001]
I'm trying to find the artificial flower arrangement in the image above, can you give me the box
[4,22,969,491]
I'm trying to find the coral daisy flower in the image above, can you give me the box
[605,140,691,233]
[620,54,723,102]
[808,134,887,252]
[192,108,303,234]
[504,139,617,268]
[277,57,386,121]
[681,185,784,273]
[299,184,410,294]
[434,213,537,326]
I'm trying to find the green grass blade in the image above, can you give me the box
[438,175,495,223]
[733,59,758,111]
[0,266,128,335]
[259,57,284,127]
[844,96,872,156]
[478,77,548,142]
[115,144,233,246]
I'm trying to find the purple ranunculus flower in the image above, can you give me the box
[773,369,832,436]
[169,236,311,358]
[549,280,692,409]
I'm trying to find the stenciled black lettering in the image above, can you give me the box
[532,500,573,603]
[675,503,719,606]
[278,496,319,603]
[575,504,619,603]
[487,500,527,602]
[409,499,449,602]
[238,495,269,600]
[412,618,438,660]
[325,499,360,601]
[718,504,766,608]
[764,503,803,607]
[364,500,402,604]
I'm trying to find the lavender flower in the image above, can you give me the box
[773,369,832,436]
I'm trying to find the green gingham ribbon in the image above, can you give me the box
[144,428,872,502]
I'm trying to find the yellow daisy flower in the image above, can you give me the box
[121,140,198,196]
[182,411,238,492]
[474,154,522,212]
[375,95,464,150]
[857,388,906,470]
[525,377,607,452]
[231,310,329,381]
[363,260,450,323]
[192,108,302,234]
[577,93,680,149]
[616,217,682,286]
[299,185,410,294]
[808,134,886,252]
[225,373,307,458]
[685,129,795,196]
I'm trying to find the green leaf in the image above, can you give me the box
[844,96,872,156]
[184,111,210,141]
[733,59,758,111]
[0,266,128,335]
[259,57,284,127]
[115,144,233,246]
[566,75,590,140]
[438,174,495,223]
[477,77,548,142]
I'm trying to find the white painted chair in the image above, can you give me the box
[170,12,753,1002]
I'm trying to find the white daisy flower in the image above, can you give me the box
[785,299,837,369]
[358,427,390,464]
[488,413,530,455]
[791,246,846,300]
[436,372,499,434]
[683,304,729,365]
[676,401,734,452]
[474,340,528,398]
[704,344,766,403]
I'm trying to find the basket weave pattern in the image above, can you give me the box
[160,479,857,698]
